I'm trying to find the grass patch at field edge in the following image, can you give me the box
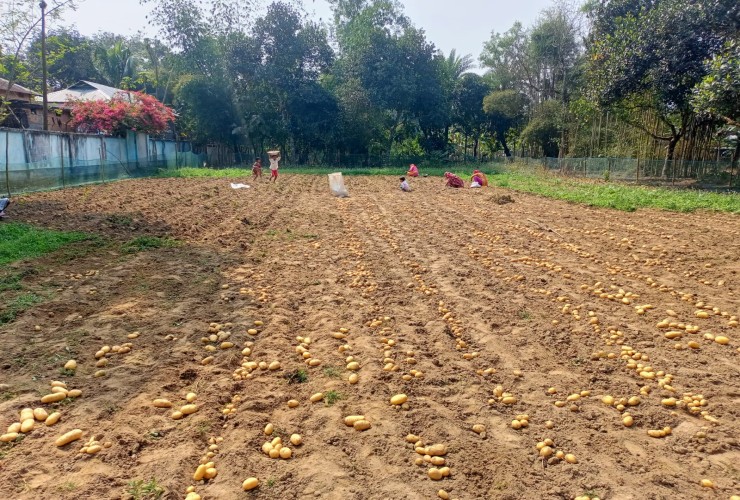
[0,223,95,266]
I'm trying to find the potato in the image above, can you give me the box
[242,477,260,491]
[390,394,408,405]
[427,444,447,456]
[50,381,67,388]
[346,362,360,371]
[51,386,68,394]
[431,456,445,466]
[20,419,35,433]
[279,447,292,459]
[406,434,420,443]
[64,360,77,370]
[353,420,372,431]
[180,404,199,415]
[310,392,324,403]
[67,389,82,398]
[248,329,258,335]
[472,424,486,434]
[428,468,443,480]
[262,442,273,454]
[86,444,102,454]
[45,412,61,426]
[438,490,450,500]
[7,422,21,433]
[153,399,172,408]
[344,415,365,427]
[20,408,34,421]
[539,446,553,457]
[269,448,280,459]
[96,358,108,368]
[501,396,517,405]
[700,479,714,488]
[264,423,274,435]
[714,336,729,345]
[41,392,67,404]
[269,361,281,370]
[32,408,48,421]
[287,399,299,408]
[565,454,577,464]
[171,411,184,420]
[204,468,217,480]
[290,434,302,446]
[55,429,83,447]
[186,393,197,403]
[94,370,107,378]
[348,373,359,384]
[220,342,234,349]
[185,493,201,500]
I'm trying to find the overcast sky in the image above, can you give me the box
[58,0,554,66]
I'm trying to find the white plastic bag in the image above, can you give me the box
[230,183,251,189]
[328,172,349,197]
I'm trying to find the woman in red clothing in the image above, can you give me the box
[444,172,464,188]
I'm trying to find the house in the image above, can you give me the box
[0,77,45,130]
[45,80,133,107]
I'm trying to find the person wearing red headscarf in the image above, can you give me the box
[407,164,419,177]
[444,172,464,188]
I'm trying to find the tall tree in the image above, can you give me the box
[483,89,528,157]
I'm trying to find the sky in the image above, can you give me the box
[58,0,554,67]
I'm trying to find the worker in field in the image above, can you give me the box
[0,197,9,219]
[400,176,412,192]
[407,163,419,177]
[252,158,263,181]
[268,151,281,182]
[471,169,488,187]
[444,172,464,188]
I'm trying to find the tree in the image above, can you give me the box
[69,91,175,136]
[25,28,97,90]
[483,89,528,157]
[520,100,562,157]
[452,73,490,158]
[692,41,740,128]
[92,38,138,88]
[586,0,736,172]
[0,0,77,122]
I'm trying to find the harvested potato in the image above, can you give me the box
[242,477,259,491]
[20,419,35,433]
[344,415,365,427]
[287,400,299,408]
[353,420,372,431]
[41,393,66,404]
[390,394,408,405]
[290,434,302,446]
[310,393,324,403]
[153,399,172,408]
[45,412,61,426]
[180,404,199,415]
[472,424,486,434]
[67,389,82,398]
[64,360,77,370]
[55,429,83,447]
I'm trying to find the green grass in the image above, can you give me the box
[0,268,36,292]
[324,390,343,406]
[0,293,43,325]
[0,223,92,266]
[126,478,164,500]
[285,369,309,384]
[490,168,740,213]
[121,236,179,253]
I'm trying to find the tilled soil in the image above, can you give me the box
[0,175,738,500]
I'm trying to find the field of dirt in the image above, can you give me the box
[1,174,739,500]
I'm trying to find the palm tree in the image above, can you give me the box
[92,41,138,88]
[442,49,475,83]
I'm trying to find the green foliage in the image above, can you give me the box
[491,167,740,213]
[0,292,42,325]
[0,223,90,265]
[126,478,164,500]
[324,390,343,406]
[519,101,562,157]
[692,41,740,127]
[285,369,308,384]
[483,89,528,156]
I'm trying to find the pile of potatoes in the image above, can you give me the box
[78,434,112,455]
[295,335,322,368]
[1,406,61,442]
[489,385,517,406]
[535,438,577,465]
[552,389,591,411]
[93,342,134,376]
[260,424,301,459]
[152,392,199,420]
[344,415,372,431]
[221,395,241,417]
[406,435,451,481]
[40,379,82,404]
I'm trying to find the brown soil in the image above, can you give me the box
[1,175,739,500]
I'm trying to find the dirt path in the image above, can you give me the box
[1,175,738,500]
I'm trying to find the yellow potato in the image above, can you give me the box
[287,399,299,408]
[86,444,102,454]
[438,490,449,500]
[1,433,20,442]
[94,370,107,378]
[153,399,172,408]
[20,408,34,421]
[279,447,292,459]
[186,392,197,403]
[310,392,324,403]
[171,411,184,420]
[185,493,201,500]
[353,420,372,431]
[45,412,61,426]
[180,404,199,415]
[269,361,281,370]
[269,448,280,459]
[264,423,274,435]
[565,454,577,464]
[67,389,82,398]
[64,360,77,370]
[428,468,443,480]
[348,373,359,384]
[390,394,408,405]
[427,444,447,456]
[714,336,729,345]
[51,386,68,394]
[7,422,21,433]
[204,468,218,479]
[346,362,360,371]
[290,434,302,446]
[472,424,486,434]
[20,419,35,433]
[41,392,66,404]
[242,477,260,491]
[55,429,83,447]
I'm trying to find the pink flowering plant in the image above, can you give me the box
[69,92,175,136]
